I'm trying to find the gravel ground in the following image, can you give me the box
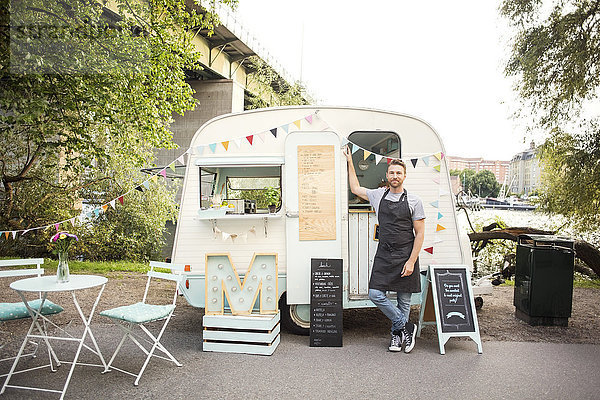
[2,272,599,359]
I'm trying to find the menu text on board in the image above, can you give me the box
[310,258,343,347]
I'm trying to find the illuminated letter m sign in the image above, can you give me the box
[205,253,278,315]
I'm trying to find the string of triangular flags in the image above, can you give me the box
[0,151,190,240]
[421,155,451,263]
[341,137,444,168]
[2,109,452,257]
[194,113,316,156]
[213,225,257,243]
[0,112,320,241]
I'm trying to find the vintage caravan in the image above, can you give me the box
[172,106,474,334]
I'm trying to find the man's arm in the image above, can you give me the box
[344,146,368,200]
[401,218,425,277]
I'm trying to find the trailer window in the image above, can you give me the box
[347,131,401,209]
[199,166,282,212]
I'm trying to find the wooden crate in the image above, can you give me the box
[202,312,280,356]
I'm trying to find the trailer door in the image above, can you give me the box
[284,131,342,304]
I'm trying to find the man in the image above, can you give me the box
[344,146,425,353]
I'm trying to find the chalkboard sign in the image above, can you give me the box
[418,265,482,354]
[310,258,343,347]
[433,268,475,333]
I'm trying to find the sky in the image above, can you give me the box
[229,0,531,161]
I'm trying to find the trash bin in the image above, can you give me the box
[514,234,575,326]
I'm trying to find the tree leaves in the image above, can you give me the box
[501,0,600,232]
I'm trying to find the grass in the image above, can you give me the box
[1,258,150,275]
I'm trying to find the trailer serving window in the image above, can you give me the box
[347,131,401,209]
[196,157,284,213]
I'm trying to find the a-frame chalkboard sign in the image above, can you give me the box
[417,265,482,354]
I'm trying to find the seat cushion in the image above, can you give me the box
[100,302,175,324]
[0,299,64,321]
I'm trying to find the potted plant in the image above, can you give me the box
[264,186,280,213]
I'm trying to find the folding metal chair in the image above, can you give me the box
[100,261,185,385]
[0,258,64,375]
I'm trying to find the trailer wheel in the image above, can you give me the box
[474,296,484,309]
[279,293,310,336]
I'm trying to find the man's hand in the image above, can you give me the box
[343,145,352,162]
[401,259,415,277]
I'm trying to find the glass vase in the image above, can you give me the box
[57,251,70,283]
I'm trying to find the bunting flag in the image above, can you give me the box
[270,128,277,138]
[4,232,9,240]
[424,247,434,255]
[434,152,443,161]
[257,132,266,143]
[363,150,371,160]
[233,138,242,148]
[118,196,124,205]
[177,154,185,164]
[221,141,229,151]
[433,165,441,172]
[438,212,444,219]
[94,208,101,216]
[159,169,167,178]
[11,231,17,239]
[387,158,392,164]
[351,144,360,154]
[102,204,109,212]
[143,181,150,189]
[422,156,430,166]
[436,224,446,232]
[209,143,217,153]
[281,124,289,134]
[169,162,176,172]
[246,135,254,145]
[195,145,204,155]
[340,137,349,148]
[430,200,439,208]
[375,154,384,165]
[411,158,418,168]
[135,185,144,192]
[293,119,301,129]
[305,115,313,124]
[110,200,116,209]
[151,175,158,184]
[54,223,60,231]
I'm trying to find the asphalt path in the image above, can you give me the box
[1,323,599,400]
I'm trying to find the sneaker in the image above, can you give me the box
[402,322,417,353]
[388,333,402,352]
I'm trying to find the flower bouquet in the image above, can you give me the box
[50,231,78,283]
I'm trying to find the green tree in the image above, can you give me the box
[0,0,234,257]
[501,0,600,231]
[473,170,501,198]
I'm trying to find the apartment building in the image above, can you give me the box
[446,156,510,184]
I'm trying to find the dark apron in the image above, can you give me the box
[369,189,421,293]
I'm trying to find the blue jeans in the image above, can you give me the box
[369,289,412,334]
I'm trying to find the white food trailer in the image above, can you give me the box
[172,106,475,334]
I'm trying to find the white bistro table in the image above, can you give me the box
[1,275,108,399]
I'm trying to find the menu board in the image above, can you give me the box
[310,258,343,347]
[432,267,475,333]
[297,145,336,241]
